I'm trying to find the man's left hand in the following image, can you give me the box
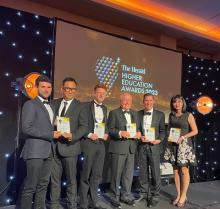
[150,139,161,145]
[135,131,142,139]
[103,134,108,141]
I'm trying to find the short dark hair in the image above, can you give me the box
[143,93,154,101]
[170,94,187,113]
[62,77,77,86]
[94,84,107,91]
[35,75,51,87]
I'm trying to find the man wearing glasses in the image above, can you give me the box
[50,77,88,209]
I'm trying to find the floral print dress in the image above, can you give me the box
[164,112,196,166]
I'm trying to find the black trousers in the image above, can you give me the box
[80,141,105,208]
[20,155,52,209]
[50,151,78,209]
[138,145,161,200]
[110,152,135,201]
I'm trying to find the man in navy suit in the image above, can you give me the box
[137,93,165,207]
[20,75,61,209]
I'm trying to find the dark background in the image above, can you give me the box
[0,6,219,207]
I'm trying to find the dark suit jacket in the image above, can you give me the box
[52,98,88,157]
[21,97,54,160]
[83,101,108,138]
[138,109,165,153]
[107,108,140,154]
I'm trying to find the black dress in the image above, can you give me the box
[164,112,196,166]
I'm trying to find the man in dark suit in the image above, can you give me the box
[80,84,108,209]
[107,93,141,208]
[137,93,165,208]
[19,75,61,209]
[50,77,88,209]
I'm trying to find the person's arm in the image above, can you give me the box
[68,105,89,143]
[22,101,53,141]
[158,112,166,141]
[177,113,198,144]
[107,110,121,140]
[182,113,198,139]
[150,112,165,145]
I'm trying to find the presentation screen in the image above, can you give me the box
[54,20,182,122]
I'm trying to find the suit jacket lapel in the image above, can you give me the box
[119,108,127,125]
[90,102,96,123]
[151,110,157,127]
[65,99,76,117]
[140,110,144,129]
[35,97,52,124]
[102,105,107,123]
[130,110,135,123]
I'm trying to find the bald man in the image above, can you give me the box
[107,93,141,208]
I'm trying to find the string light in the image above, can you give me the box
[1,7,55,205]
[21,24,26,29]
[5,153,10,158]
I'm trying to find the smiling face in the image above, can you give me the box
[61,81,77,100]
[94,87,107,103]
[143,95,154,111]
[120,93,132,110]
[172,98,184,112]
[37,81,52,99]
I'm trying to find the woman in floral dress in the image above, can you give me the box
[164,95,198,207]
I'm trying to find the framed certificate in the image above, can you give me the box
[57,116,70,133]
[144,127,155,141]
[168,128,181,143]
[94,122,105,138]
[126,123,136,138]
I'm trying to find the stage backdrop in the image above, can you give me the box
[0,6,55,206]
[54,20,182,122]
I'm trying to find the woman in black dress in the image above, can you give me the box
[164,95,198,207]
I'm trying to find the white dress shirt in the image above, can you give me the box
[38,96,53,124]
[143,108,153,129]
[94,100,104,123]
[58,99,73,116]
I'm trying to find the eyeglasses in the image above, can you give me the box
[63,87,77,92]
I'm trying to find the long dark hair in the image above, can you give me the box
[170,94,187,114]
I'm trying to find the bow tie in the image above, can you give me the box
[95,102,102,108]
[43,100,50,105]
[123,110,130,114]
[144,111,151,116]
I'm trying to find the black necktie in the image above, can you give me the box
[43,100,49,105]
[60,102,67,117]
[144,111,151,116]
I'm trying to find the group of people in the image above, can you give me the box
[18,75,198,209]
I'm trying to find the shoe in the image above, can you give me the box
[110,198,121,208]
[120,198,135,206]
[147,199,158,208]
[92,204,106,209]
[135,194,146,202]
